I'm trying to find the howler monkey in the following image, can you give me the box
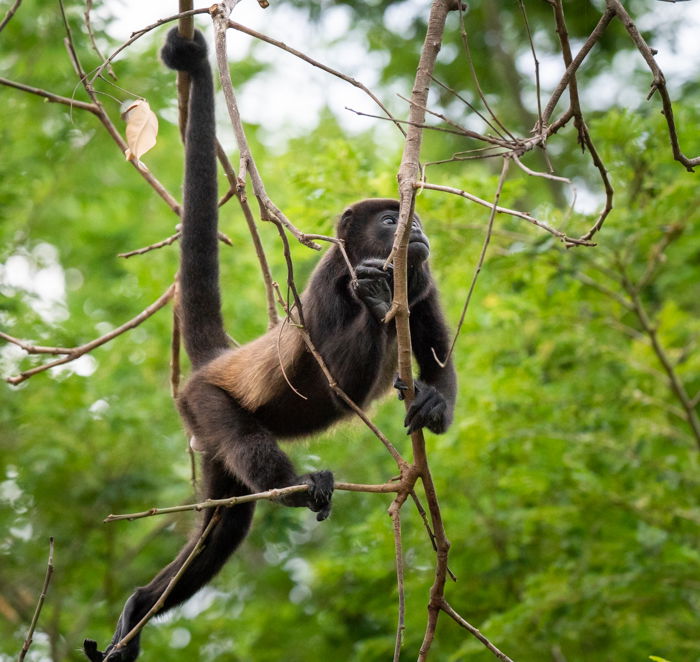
[83,28,456,662]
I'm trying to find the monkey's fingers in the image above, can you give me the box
[393,376,408,400]
[355,259,393,281]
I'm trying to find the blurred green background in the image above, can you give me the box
[1,1,699,661]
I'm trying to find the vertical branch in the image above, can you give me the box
[389,3,456,661]
[389,500,407,662]
[18,538,55,662]
[84,0,116,79]
[215,142,279,327]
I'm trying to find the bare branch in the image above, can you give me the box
[417,181,595,247]
[227,19,405,137]
[439,157,510,367]
[58,2,181,214]
[89,7,210,84]
[118,232,181,259]
[18,537,55,662]
[441,600,516,662]
[4,284,175,385]
[104,482,400,522]
[0,0,21,33]
[410,491,457,582]
[109,509,223,654]
[607,0,699,171]
[84,0,116,79]
[518,0,543,130]
[0,76,99,114]
[541,8,615,126]
[214,141,279,327]
[389,494,409,662]
[211,7,320,251]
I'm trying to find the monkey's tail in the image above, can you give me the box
[162,29,229,368]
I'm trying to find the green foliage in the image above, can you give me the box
[2,2,700,662]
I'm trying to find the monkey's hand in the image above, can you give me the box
[400,379,449,434]
[353,258,393,322]
[280,470,334,521]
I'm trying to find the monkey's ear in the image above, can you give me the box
[337,208,354,236]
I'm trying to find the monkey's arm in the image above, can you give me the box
[405,289,457,433]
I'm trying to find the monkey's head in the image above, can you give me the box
[338,199,430,267]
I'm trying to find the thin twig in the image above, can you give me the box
[18,537,55,662]
[417,181,594,247]
[518,0,542,131]
[118,232,181,258]
[389,496,408,662]
[541,8,615,126]
[441,600,516,662]
[607,0,699,170]
[212,7,320,250]
[4,284,175,385]
[84,0,116,79]
[104,481,399,522]
[109,509,222,654]
[437,157,510,368]
[0,333,72,355]
[456,9,514,140]
[0,76,99,114]
[89,8,210,85]
[215,141,279,327]
[227,20,405,137]
[58,1,181,214]
[410,491,456,581]
[0,0,21,33]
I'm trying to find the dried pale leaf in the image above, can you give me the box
[123,99,158,161]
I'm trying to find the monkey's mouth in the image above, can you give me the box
[408,234,430,261]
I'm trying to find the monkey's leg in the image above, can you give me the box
[83,455,254,662]
[185,379,334,520]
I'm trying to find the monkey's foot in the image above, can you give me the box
[404,380,448,434]
[83,639,138,662]
[280,470,334,521]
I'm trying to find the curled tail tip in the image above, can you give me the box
[161,27,208,73]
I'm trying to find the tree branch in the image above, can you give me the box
[3,284,175,385]
[18,537,55,662]
[104,481,400,522]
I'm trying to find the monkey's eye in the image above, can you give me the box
[381,214,397,225]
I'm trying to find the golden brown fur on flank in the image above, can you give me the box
[203,323,305,411]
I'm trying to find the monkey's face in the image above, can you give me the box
[339,200,431,267]
[371,208,431,265]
